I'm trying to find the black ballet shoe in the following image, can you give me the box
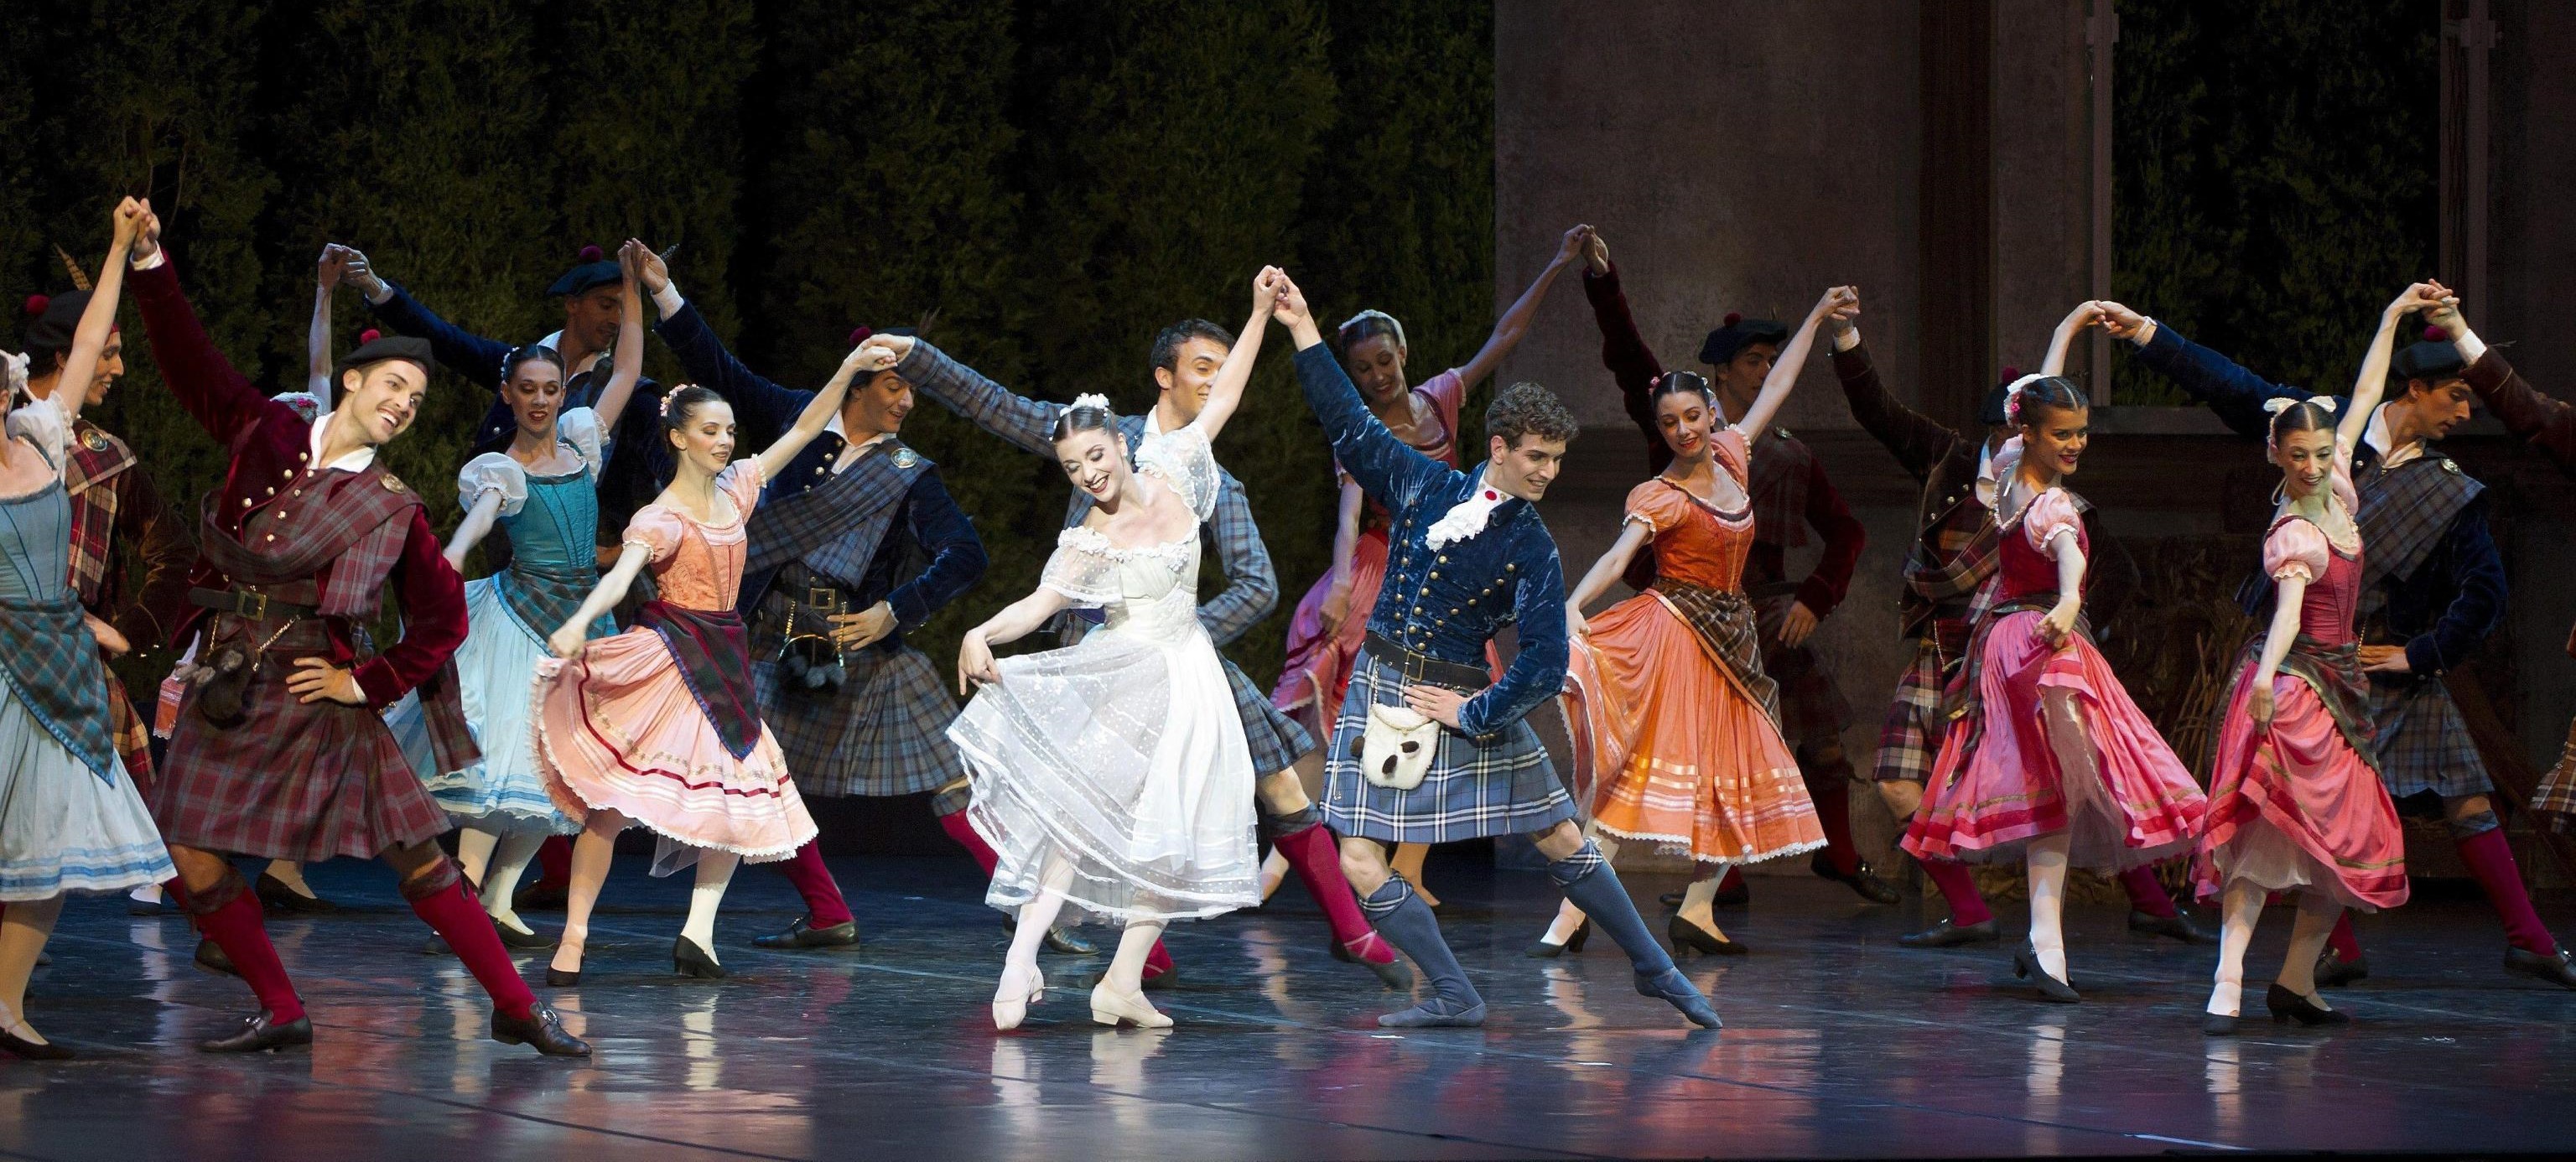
[513,881,569,912]
[1525,919,1592,958]
[198,1009,312,1053]
[2314,948,2369,988]
[1669,916,1748,957]
[191,937,239,979]
[1635,967,1724,1030]
[256,873,338,916]
[1329,933,1417,990]
[673,935,728,979]
[2127,909,2217,945]
[1898,917,2002,949]
[494,919,556,950]
[0,1025,72,1061]
[544,965,582,988]
[2202,1012,2240,1036]
[751,916,860,950]
[491,1000,591,1057]
[2264,983,2350,1026]
[2011,942,2080,1004]
[2503,946,2576,990]
[1811,852,1903,905]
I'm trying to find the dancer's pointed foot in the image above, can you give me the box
[492,1000,591,1056]
[0,1009,70,1061]
[546,936,584,987]
[493,915,554,949]
[199,1009,312,1053]
[1376,994,1485,1028]
[673,935,727,979]
[2127,908,2216,945]
[751,916,860,950]
[1635,967,1723,1029]
[2012,942,2080,1004]
[1329,931,1415,990]
[993,963,1045,1031]
[1898,917,2000,948]
[1089,983,1172,1029]
[2503,945,2576,989]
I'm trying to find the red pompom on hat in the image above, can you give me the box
[359,328,382,344]
[2424,324,2448,342]
[1722,311,1742,326]
[849,326,874,346]
[578,244,605,262]
[2000,365,2021,381]
[22,294,47,319]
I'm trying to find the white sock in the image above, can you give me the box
[453,827,499,888]
[481,832,545,931]
[2026,837,2071,981]
[678,852,740,959]
[2209,879,2262,1016]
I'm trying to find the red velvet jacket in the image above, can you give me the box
[128,257,466,708]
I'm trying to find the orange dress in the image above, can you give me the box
[1560,429,1826,864]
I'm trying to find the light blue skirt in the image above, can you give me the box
[0,685,175,900]
[387,575,582,836]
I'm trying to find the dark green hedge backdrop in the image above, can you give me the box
[2,0,1497,692]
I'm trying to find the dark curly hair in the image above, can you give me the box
[1484,381,1580,449]
[1149,319,1234,375]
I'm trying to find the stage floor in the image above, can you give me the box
[5,854,2572,1159]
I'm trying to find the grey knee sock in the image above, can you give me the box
[1551,839,1676,978]
[1359,878,1478,1009]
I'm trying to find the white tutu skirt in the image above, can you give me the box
[953,625,1259,925]
[0,686,175,900]
[388,576,582,836]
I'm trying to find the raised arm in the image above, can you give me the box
[2096,300,2303,439]
[1276,275,1446,511]
[54,199,146,430]
[591,243,650,427]
[1187,267,1280,442]
[1829,294,1964,482]
[1734,287,1854,438]
[2040,301,2102,377]
[341,246,512,390]
[752,344,871,482]
[309,246,346,402]
[550,547,650,659]
[869,334,1061,456]
[122,205,276,445]
[1456,225,1587,389]
[1577,232,1673,466]
[2433,286,2576,470]
[2339,283,2444,458]
[641,245,811,444]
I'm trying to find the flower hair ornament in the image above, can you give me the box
[2000,372,2049,427]
[3,349,28,401]
[2261,394,2341,454]
[1070,392,1114,415]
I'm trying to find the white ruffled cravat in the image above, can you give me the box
[1424,481,1509,551]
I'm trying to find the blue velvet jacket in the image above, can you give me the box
[2128,322,2508,677]
[1295,344,1566,738]
[653,300,986,641]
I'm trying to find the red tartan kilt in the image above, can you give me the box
[150,672,449,862]
[104,673,153,796]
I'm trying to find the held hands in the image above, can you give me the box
[858,334,915,370]
[83,614,131,658]
[2093,300,2149,341]
[112,197,149,250]
[1778,601,1820,648]
[831,602,897,651]
[1253,266,1288,316]
[957,630,1001,695]
[2036,599,2080,651]
[1826,287,1863,345]
[2389,281,2450,320]
[1400,684,1469,731]
[2419,279,2467,339]
[2357,644,2412,675]
[626,238,672,294]
[1581,226,1609,276]
[285,657,366,706]
[338,246,389,299]
[316,244,352,289]
[1555,224,1593,267]
[1271,274,1319,344]
[548,624,588,660]
[1810,286,1860,328]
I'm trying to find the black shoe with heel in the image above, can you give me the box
[1524,919,1592,959]
[1898,918,2000,948]
[1669,916,1748,957]
[0,1025,72,1061]
[2011,942,2080,1004]
[752,916,859,950]
[256,873,338,916]
[2265,983,2350,1026]
[673,935,728,979]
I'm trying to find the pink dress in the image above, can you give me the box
[1273,369,1466,718]
[2196,509,2408,910]
[532,461,816,868]
[1903,486,2207,869]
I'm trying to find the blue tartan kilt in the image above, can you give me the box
[756,643,963,799]
[2369,676,2490,801]
[1320,652,1572,843]
[1221,654,1314,776]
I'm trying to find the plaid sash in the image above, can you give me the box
[1650,578,1781,724]
[501,561,599,641]
[742,442,925,595]
[1938,593,2090,763]
[64,421,133,608]
[637,599,764,760]
[2225,635,2380,775]
[0,589,121,785]
[2355,456,2482,599]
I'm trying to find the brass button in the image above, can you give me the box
[265,534,276,542]
[281,469,293,480]
[1428,571,1439,579]
[265,487,275,495]
[241,497,253,507]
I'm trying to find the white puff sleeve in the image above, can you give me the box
[1136,423,1222,521]
[557,406,607,481]
[4,392,73,479]
[456,453,530,517]
[1039,527,1127,608]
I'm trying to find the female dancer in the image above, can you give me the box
[0,200,179,1057]
[399,246,645,949]
[1535,287,1851,957]
[1267,225,1588,905]
[948,270,1279,1031]
[532,347,864,983]
[2197,286,2434,1033]
[1902,352,2209,1003]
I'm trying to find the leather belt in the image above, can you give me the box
[189,586,319,623]
[1363,633,1489,693]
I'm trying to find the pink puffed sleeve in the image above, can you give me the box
[2263,517,2332,584]
[1621,480,1689,535]
[1712,427,1753,490]
[622,506,688,565]
[719,458,767,516]
[2023,488,2086,558]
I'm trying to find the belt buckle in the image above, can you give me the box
[238,590,268,621]
[807,585,840,614]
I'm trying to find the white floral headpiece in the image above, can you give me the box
[2262,394,2342,455]
[1070,392,1113,414]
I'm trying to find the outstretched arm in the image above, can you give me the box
[873,334,1060,457]
[2041,301,2102,377]
[1276,275,1446,511]
[340,246,512,391]
[1187,267,1282,442]
[1456,225,1587,390]
[54,199,146,431]
[122,205,277,446]
[1735,286,1855,438]
[641,244,812,444]
[309,246,346,402]
[1829,292,1963,482]
[1577,231,1673,468]
[2339,283,2444,459]
[551,547,650,659]
[592,243,650,427]
[753,345,874,483]
[2096,300,2304,439]
[956,588,1076,694]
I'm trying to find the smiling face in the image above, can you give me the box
[667,397,738,478]
[2018,402,2091,480]
[1054,427,1133,506]
[844,369,914,438]
[1345,334,1410,407]
[335,360,430,445]
[79,331,124,407]
[2273,425,2335,499]
[1487,433,1569,501]
[1654,388,1719,463]
[503,358,567,442]
[1152,336,1229,426]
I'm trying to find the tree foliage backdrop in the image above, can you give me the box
[2,0,1496,693]
[2111,0,2438,404]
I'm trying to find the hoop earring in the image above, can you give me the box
[2269,477,2288,507]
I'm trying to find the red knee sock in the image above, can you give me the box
[409,879,536,1022]
[2118,865,2179,918]
[2455,828,2558,954]
[1275,822,1391,964]
[2327,911,2363,964]
[196,890,305,1023]
[532,836,572,890]
[1809,778,1861,875]
[937,811,1001,877]
[1919,859,1992,926]
[1144,940,1173,982]
[771,839,854,928]
[1718,865,1745,895]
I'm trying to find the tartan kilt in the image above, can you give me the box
[1873,639,1947,785]
[105,670,153,794]
[1320,652,1572,843]
[2367,676,2490,801]
[1223,654,1314,776]
[149,620,449,861]
[2533,714,2576,833]
[1755,590,1853,747]
[755,643,963,798]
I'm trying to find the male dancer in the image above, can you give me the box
[636,254,992,952]
[1827,298,2206,947]
[1579,232,1893,905]
[1276,272,1719,1028]
[2098,298,2576,988]
[870,318,1412,991]
[125,209,588,1055]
